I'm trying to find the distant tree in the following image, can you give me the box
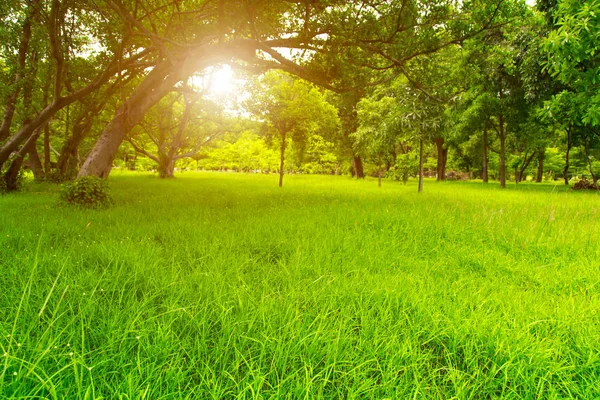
[127,92,227,178]
[246,71,339,187]
[354,95,398,187]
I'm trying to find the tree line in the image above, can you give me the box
[0,0,598,192]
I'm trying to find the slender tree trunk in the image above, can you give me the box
[482,121,489,183]
[499,135,506,188]
[44,123,51,174]
[378,154,382,187]
[498,114,506,189]
[418,137,424,193]
[0,1,37,142]
[564,127,572,185]
[352,155,365,179]
[434,137,447,181]
[536,150,544,183]
[279,131,287,187]
[516,152,535,184]
[584,140,598,187]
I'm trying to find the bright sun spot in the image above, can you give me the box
[208,64,234,95]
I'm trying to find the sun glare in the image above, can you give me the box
[208,64,234,95]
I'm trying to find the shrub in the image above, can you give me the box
[61,176,112,208]
[572,178,599,191]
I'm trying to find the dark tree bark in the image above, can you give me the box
[44,123,51,174]
[482,121,489,183]
[418,137,424,193]
[498,113,506,189]
[2,128,43,191]
[27,146,44,179]
[515,152,535,184]
[434,137,447,181]
[352,155,365,179]
[536,150,544,183]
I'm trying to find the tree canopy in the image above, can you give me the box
[1,0,600,192]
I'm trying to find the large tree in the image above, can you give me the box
[75,0,515,179]
[0,0,151,189]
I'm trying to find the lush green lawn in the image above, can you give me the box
[1,172,600,398]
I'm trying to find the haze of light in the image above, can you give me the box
[208,64,235,95]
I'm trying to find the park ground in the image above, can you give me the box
[1,172,600,398]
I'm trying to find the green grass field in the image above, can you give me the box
[1,172,600,398]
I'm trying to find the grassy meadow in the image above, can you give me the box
[1,171,600,398]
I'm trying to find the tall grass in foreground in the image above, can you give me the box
[1,172,600,398]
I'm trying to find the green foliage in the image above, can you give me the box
[199,131,279,172]
[544,0,600,125]
[247,71,340,159]
[300,135,340,174]
[60,176,112,208]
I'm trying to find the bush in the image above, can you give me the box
[572,178,599,191]
[60,176,112,208]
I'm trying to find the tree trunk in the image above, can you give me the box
[536,150,544,183]
[0,1,37,142]
[517,152,535,184]
[378,154,382,187]
[2,128,42,191]
[44,121,51,174]
[584,140,598,187]
[498,114,506,189]
[279,131,286,187]
[563,127,572,185]
[56,115,94,179]
[3,155,26,192]
[352,155,365,179]
[77,39,257,179]
[78,62,180,178]
[56,136,80,179]
[434,137,447,181]
[158,157,175,179]
[418,137,424,193]
[0,47,144,171]
[27,146,44,180]
[482,121,489,183]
